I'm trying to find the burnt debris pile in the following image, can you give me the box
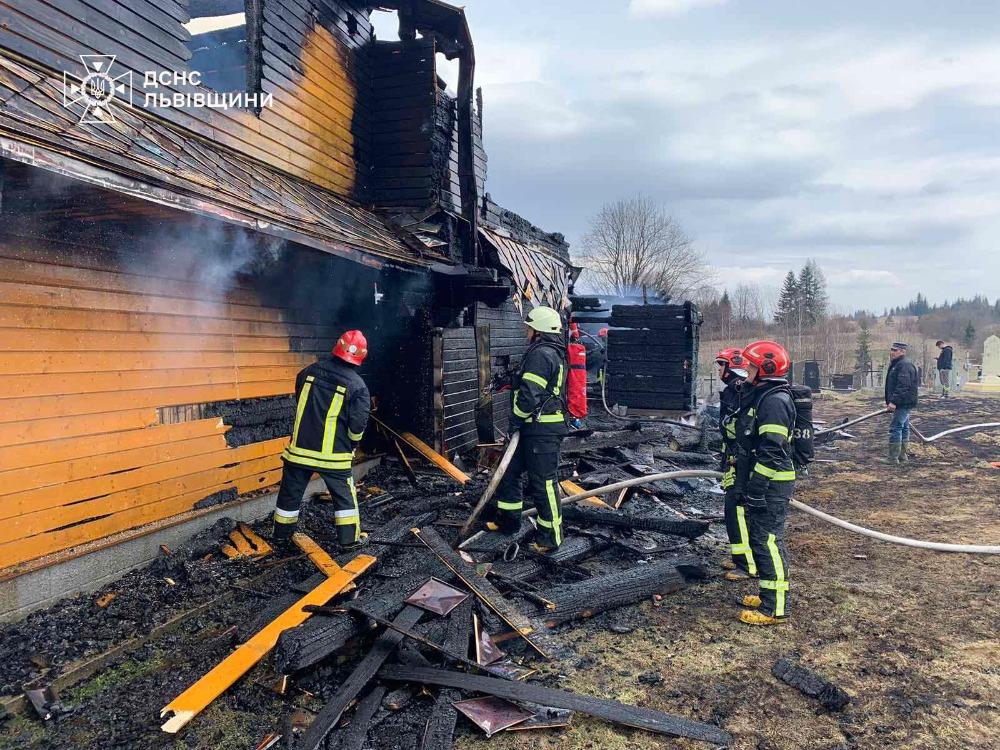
[0,415,731,748]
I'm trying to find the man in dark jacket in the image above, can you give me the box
[272,330,371,550]
[492,305,568,552]
[935,340,954,398]
[884,342,918,465]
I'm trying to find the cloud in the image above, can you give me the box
[629,0,728,17]
[827,270,904,288]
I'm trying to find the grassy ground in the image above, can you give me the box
[462,391,1000,750]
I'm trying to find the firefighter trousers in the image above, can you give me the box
[273,461,360,546]
[724,488,757,575]
[746,483,792,618]
[494,434,564,548]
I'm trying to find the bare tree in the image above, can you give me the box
[578,195,712,300]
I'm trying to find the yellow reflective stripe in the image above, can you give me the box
[759,424,789,437]
[322,385,347,454]
[544,479,562,545]
[281,448,352,470]
[335,478,360,541]
[497,501,523,511]
[753,462,776,478]
[535,412,564,423]
[512,395,532,419]
[348,429,364,442]
[522,371,548,388]
[735,505,757,575]
[753,463,795,481]
[289,377,314,447]
[273,513,299,525]
[766,532,787,617]
[725,423,737,438]
[552,363,563,396]
[284,445,353,461]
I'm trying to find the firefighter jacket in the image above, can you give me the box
[732,379,796,499]
[718,380,741,488]
[885,356,919,408]
[281,355,370,472]
[510,333,568,436]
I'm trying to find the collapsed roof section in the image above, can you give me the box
[0,53,441,270]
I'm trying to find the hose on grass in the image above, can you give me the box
[522,469,1000,555]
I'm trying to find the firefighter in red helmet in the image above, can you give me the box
[715,347,756,581]
[728,340,795,626]
[271,330,371,551]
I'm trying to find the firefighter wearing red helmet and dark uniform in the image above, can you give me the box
[715,348,756,581]
[729,340,795,626]
[271,330,371,551]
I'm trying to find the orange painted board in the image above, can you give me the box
[0,304,293,338]
[292,532,340,575]
[0,433,228,496]
[160,554,377,734]
[0,257,270,309]
[0,409,159,448]
[0,280,284,324]
[0,418,226,471]
[0,365,301,399]
[0,327,292,354]
[0,380,293,423]
[0,350,312,375]
[0,453,285,545]
[0,439,288,521]
[0,465,285,568]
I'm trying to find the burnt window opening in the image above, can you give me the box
[184,0,252,96]
[346,14,359,37]
[370,8,401,41]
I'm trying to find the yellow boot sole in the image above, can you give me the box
[739,609,787,626]
[739,595,761,609]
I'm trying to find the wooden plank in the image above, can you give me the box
[330,685,385,750]
[160,553,376,734]
[0,380,292,423]
[0,408,158,447]
[0,366,300,399]
[297,606,424,750]
[0,439,286,520]
[0,464,284,568]
[0,350,310,375]
[0,281,284,324]
[0,417,225,470]
[372,417,469,483]
[379,666,733,745]
[0,304,296,338]
[0,327,291,354]
[410,527,548,660]
[0,432,227,497]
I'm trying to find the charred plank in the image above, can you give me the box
[561,507,709,539]
[379,666,732,745]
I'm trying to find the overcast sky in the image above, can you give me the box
[374,1,1000,312]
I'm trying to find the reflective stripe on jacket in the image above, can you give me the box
[733,379,796,495]
[281,355,370,472]
[511,334,568,436]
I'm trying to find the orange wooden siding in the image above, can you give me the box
[0,239,323,571]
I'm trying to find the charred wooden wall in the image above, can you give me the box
[476,300,528,436]
[368,39,437,210]
[438,327,478,455]
[0,0,373,197]
[0,222,436,573]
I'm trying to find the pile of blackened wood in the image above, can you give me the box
[270,417,730,749]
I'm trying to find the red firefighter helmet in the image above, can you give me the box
[741,340,791,379]
[715,347,746,370]
[333,330,368,366]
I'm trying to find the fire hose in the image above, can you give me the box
[519,470,1000,555]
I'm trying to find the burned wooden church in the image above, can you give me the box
[0,0,575,591]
